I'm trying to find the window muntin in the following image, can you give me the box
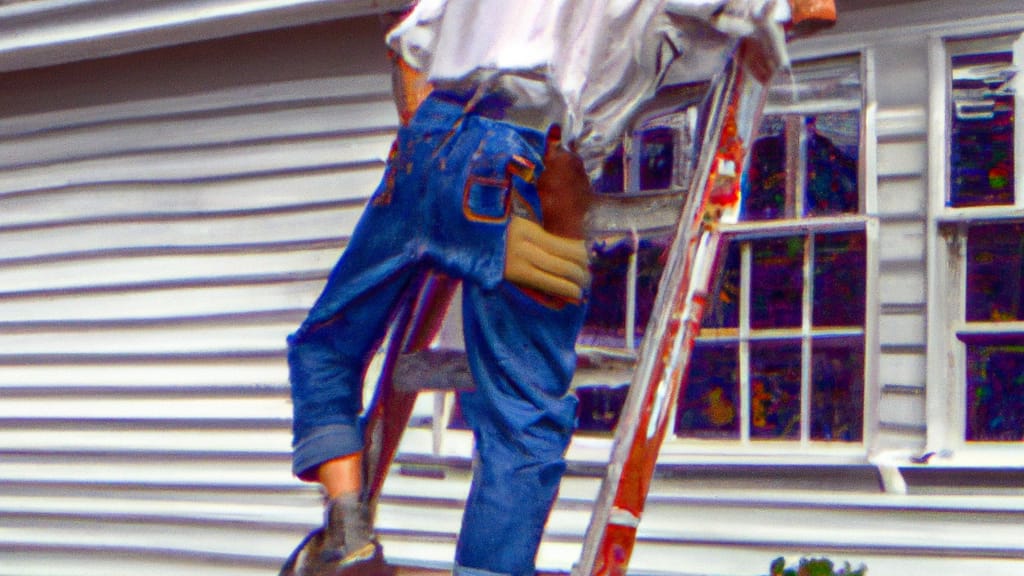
[578,55,867,446]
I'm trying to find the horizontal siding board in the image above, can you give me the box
[0,206,363,261]
[0,429,293,455]
[879,311,926,348]
[0,75,394,138]
[0,495,316,526]
[0,100,397,170]
[878,389,927,428]
[0,515,305,564]
[1,551,283,576]
[876,140,926,179]
[875,105,927,140]
[0,320,296,356]
[0,397,292,422]
[877,263,926,306]
[0,246,343,293]
[0,359,287,389]
[876,176,925,218]
[627,544,1024,576]
[877,220,926,262]
[0,457,299,488]
[634,501,1024,553]
[878,351,926,388]
[0,167,384,229]
[0,132,393,196]
[0,279,326,322]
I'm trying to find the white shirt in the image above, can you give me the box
[386,0,789,176]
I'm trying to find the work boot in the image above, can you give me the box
[279,495,393,576]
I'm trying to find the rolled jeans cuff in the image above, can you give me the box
[292,423,363,480]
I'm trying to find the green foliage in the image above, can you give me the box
[768,556,867,576]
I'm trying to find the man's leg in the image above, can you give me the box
[455,281,586,576]
[289,93,474,483]
[283,95,475,576]
[435,114,590,576]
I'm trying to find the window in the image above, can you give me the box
[933,32,1024,449]
[682,231,867,443]
[687,56,867,446]
[950,50,1015,207]
[576,55,869,447]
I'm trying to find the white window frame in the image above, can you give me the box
[685,217,875,447]
[927,30,1024,464]
[407,53,878,467]
[580,53,878,463]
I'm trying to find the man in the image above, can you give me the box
[281,1,820,575]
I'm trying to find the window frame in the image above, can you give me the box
[927,30,1024,461]
[413,52,879,466]
[578,52,878,461]
[682,216,875,447]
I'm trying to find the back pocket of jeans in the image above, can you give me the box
[462,175,510,223]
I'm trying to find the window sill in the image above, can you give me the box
[935,206,1024,224]
[567,435,870,467]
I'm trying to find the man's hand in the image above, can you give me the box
[536,127,592,240]
[504,216,590,301]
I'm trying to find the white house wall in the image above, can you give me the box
[0,18,401,576]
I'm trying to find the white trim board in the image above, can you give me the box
[0,0,411,73]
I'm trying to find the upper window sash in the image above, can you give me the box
[942,31,1024,212]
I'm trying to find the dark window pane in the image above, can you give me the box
[751,236,804,329]
[676,343,740,438]
[750,340,802,439]
[950,52,1015,207]
[813,231,866,327]
[638,126,675,191]
[581,234,671,347]
[582,240,632,346]
[594,142,625,194]
[743,115,787,221]
[702,239,740,329]
[811,338,864,441]
[965,341,1024,441]
[634,234,673,338]
[575,384,630,432]
[966,222,1024,322]
[804,113,859,216]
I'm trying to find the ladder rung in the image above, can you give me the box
[392,349,474,392]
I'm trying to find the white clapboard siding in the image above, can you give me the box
[871,41,930,445]
[0,17,411,576]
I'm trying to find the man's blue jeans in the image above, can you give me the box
[287,92,586,576]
